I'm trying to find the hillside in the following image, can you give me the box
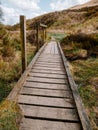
[71,0,98,9]
[23,4,98,35]
[8,0,98,35]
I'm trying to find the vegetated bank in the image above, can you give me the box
[60,33,98,130]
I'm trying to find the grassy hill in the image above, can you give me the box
[25,5,98,35]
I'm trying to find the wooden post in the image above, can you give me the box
[20,15,27,73]
[43,28,45,44]
[45,29,47,42]
[36,24,39,51]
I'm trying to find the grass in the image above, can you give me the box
[61,34,98,130]
[0,100,22,130]
[48,32,66,41]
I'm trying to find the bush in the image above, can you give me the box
[2,35,15,58]
[60,33,98,56]
[11,38,21,51]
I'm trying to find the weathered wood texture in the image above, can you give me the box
[58,42,92,130]
[18,41,82,130]
[20,15,27,73]
[8,41,91,130]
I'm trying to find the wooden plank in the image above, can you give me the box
[19,105,79,121]
[33,66,64,71]
[39,55,61,58]
[38,57,61,60]
[26,77,68,84]
[18,95,75,108]
[58,42,92,130]
[29,72,66,79]
[20,118,81,130]
[20,87,72,98]
[36,61,62,66]
[39,54,61,59]
[37,59,62,63]
[34,64,63,68]
[23,82,70,90]
[31,69,66,75]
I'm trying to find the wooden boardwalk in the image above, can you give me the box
[8,41,91,130]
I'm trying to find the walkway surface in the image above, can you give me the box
[18,41,82,130]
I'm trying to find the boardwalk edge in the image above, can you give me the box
[57,42,92,130]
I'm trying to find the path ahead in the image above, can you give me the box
[8,41,91,130]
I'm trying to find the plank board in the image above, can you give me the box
[26,77,68,84]
[34,64,63,68]
[36,61,63,66]
[37,60,62,63]
[23,82,70,90]
[19,105,79,121]
[31,69,65,75]
[20,118,81,130]
[33,66,64,71]
[20,87,72,98]
[18,95,75,108]
[29,72,66,79]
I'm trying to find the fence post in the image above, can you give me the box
[45,29,47,42]
[42,28,45,44]
[36,24,39,51]
[20,15,27,73]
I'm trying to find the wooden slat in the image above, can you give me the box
[26,77,67,84]
[37,60,62,63]
[20,87,72,98]
[35,63,63,68]
[29,72,66,79]
[19,105,79,121]
[31,69,65,75]
[23,82,70,90]
[20,118,81,130]
[36,61,62,66]
[18,95,75,108]
[33,66,64,71]
[38,58,61,61]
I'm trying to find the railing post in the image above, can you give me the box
[45,29,47,42]
[43,28,45,44]
[36,24,39,51]
[20,15,27,73]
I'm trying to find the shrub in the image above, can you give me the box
[2,35,15,58]
[60,33,98,56]
[11,38,21,51]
